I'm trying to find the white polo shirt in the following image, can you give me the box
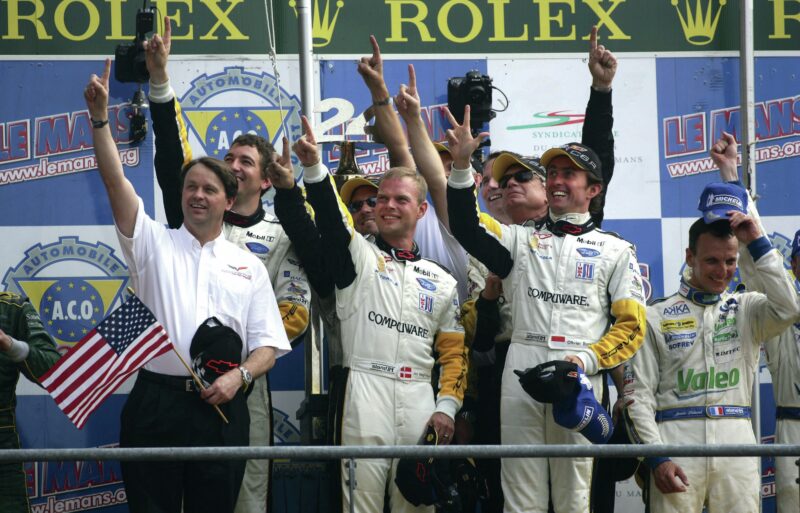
[116,198,291,376]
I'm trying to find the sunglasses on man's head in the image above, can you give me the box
[348,196,377,213]
[498,169,536,189]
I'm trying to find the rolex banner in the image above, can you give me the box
[2,0,799,512]
[0,0,797,55]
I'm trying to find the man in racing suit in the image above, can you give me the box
[623,209,800,512]
[268,118,467,513]
[0,292,60,513]
[708,132,800,512]
[764,233,800,512]
[446,111,646,511]
[144,21,311,512]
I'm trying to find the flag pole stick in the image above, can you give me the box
[171,347,229,424]
[125,288,229,424]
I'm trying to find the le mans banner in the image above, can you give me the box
[0,0,797,55]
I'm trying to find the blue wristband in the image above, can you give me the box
[747,236,772,262]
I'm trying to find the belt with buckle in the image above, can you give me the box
[655,405,751,422]
[139,369,197,392]
[350,356,431,382]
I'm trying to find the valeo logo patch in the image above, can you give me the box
[677,366,740,393]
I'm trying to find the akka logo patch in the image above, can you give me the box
[416,277,436,291]
[179,67,303,207]
[576,247,600,258]
[2,237,128,349]
[663,301,690,317]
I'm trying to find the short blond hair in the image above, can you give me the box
[379,167,428,204]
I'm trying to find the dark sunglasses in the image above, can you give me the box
[348,196,377,213]
[498,169,536,189]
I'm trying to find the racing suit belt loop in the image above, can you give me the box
[350,356,431,382]
[655,405,751,422]
[775,406,800,420]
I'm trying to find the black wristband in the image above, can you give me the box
[91,118,109,129]
[372,97,392,107]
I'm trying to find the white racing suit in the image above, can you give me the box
[624,240,800,513]
[734,182,800,513]
[447,170,646,513]
[302,164,468,513]
[150,88,311,513]
[765,322,800,513]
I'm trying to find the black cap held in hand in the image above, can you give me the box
[190,317,243,388]
[514,360,580,404]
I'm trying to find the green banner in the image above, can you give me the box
[0,0,797,55]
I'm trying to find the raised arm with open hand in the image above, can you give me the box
[444,105,489,170]
[588,25,617,90]
[85,59,138,237]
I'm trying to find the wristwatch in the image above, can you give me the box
[238,366,253,391]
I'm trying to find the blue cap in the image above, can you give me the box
[792,229,800,259]
[552,367,614,444]
[698,182,748,224]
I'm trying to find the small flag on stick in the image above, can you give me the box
[41,294,172,429]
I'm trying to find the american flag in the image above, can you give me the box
[41,295,173,429]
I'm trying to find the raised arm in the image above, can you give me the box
[396,64,450,229]
[445,107,514,277]
[268,136,336,299]
[292,117,358,290]
[86,59,139,237]
[145,17,191,228]
[582,26,617,227]
[357,35,414,168]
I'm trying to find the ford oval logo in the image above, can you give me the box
[245,242,269,255]
[416,278,436,291]
[576,248,600,258]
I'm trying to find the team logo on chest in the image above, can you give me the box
[419,293,434,314]
[575,261,595,281]
[417,277,437,291]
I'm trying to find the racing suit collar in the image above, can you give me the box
[544,211,595,237]
[678,278,721,306]
[224,203,266,228]
[375,236,421,262]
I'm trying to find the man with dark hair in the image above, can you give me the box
[447,106,644,512]
[144,19,310,512]
[0,293,60,513]
[623,177,800,512]
[85,60,291,513]
[708,132,800,512]
[269,118,467,513]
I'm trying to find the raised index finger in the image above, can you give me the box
[369,34,381,61]
[407,64,417,93]
[163,15,172,44]
[589,25,598,52]
[301,115,316,144]
[101,58,112,85]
